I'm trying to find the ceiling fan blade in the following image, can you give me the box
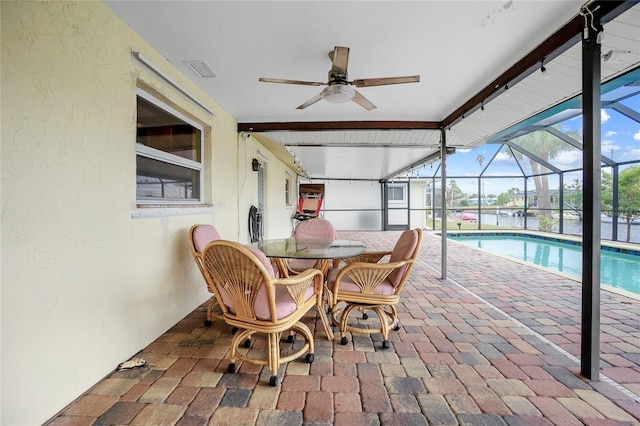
[259,77,325,87]
[352,75,420,87]
[352,90,377,111]
[329,46,350,75]
[296,93,323,110]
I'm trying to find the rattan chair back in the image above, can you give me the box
[188,224,223,325]
[328,228,423,348]
[201,239,324,386]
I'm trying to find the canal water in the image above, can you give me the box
[474,213,640,244]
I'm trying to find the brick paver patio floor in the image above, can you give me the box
[47,230,640,425]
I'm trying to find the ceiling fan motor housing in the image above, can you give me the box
[322,84,355,103]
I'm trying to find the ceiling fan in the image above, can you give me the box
[259,46,420,110]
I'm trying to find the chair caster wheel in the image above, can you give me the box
[362,313,368,320]
[204,320,212,327]
[382,340,390,349]
[231,327,239,334]
[394,325,401,331]
[340,336,348,345]
[305,353,314,363]
[287,334,294,343]
[243,339,251,348]
[269,376,278,386]
[228,363,236,373]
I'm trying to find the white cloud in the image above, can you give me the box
[602,140,619,154]
[634,129,640,141]
[601,109,611,123]
[605,130,617,137]
[494,151,512,161]
[625,148,640,160]
[553,150,582,169]
[482,171,523,178]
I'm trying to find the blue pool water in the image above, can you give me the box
[448,233,640,296]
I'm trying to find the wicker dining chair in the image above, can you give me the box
[189,224,223,327]
[327,228,423,349]
[202,240,324,386]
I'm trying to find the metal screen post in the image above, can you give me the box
[477,178,482,229]
[559,173,565,235]
[440,129,447,280]
[612,166,619,241]
[580,5,602,380]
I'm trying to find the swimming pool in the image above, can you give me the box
[448,233,640,297]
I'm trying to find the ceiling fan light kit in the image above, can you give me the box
[259,46,419,110]
[322,84,355,103]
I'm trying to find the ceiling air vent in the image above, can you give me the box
[184,60,217,78]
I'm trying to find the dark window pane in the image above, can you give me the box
[136,156,200,200]
[137,97,201,162]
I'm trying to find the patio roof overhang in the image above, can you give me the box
[237,1,639,181]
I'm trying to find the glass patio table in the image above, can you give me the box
[253,238,366,263]
[251,237,366,339]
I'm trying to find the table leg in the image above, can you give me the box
[315,259,334,340]
[317,298,334,340]
[272,258,289,278]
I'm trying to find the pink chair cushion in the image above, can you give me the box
[248,244,314,320]
[244,245,275,278]
[193,225,221,253]
[387,229,419,287]
[294,219,336,241]
[254,285,315,320]
[288,258,318,272]
[327,268,395,296]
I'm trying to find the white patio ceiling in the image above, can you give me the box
[105,1,640,181]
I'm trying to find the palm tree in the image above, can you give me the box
[510,126,578,218]
[476,153,485,204]
[509,187,519,207]
[447,180,457,207]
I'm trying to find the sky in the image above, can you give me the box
[411,91,640,197]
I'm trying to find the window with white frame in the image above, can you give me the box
[136,90,204,203]
[285,175,292,206]
[387,184,406,204]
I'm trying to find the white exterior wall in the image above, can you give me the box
[237,135,299,241]
[409,179,428,229]
[0,2,297,424]
[319,180,383,230]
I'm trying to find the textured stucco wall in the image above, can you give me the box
[1,2,294,424]
[238,134,300,241]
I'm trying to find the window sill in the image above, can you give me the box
[132,204,214,219]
